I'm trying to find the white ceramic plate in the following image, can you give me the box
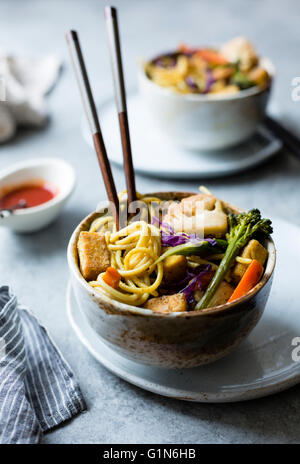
[82,93,282,179]
[67,217,300,402]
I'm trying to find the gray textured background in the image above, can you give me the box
[0,0,300,443]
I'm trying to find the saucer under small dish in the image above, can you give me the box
[67,217,300,403]
[82,92,282,180]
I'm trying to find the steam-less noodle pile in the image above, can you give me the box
[90,221,163,306]
[77,189,273,313]
[87,193,164,306]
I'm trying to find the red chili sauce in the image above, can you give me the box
[0,180,57,210]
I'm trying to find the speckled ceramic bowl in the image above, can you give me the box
[67,192,276,369]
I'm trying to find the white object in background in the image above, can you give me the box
[0,53,62,142]
[0,108,15,143]
[138,57,275,151]
[82,93,282,179]
[0,158,76,233]
[67,218,300,403]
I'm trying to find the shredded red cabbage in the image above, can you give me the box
[160,269,195,293]
[159,264,212,306]
[152,216,217,247]
[161,230,217,247]
[152,216,174,234]
[185,76,198,90]
[180,264,212,305]
[161,231,188,246]
[203,69,215,94]
[152,53,178,68]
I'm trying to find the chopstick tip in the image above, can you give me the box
[66,30,78,43]
[104,5,117,19]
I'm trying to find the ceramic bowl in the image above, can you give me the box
[138,58,274,150]
[0,158,76,233]
[67,191,276,369]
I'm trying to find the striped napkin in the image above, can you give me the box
[0,286,86,444]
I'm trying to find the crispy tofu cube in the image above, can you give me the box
[248,67,269,88]
[232,239,268,283]
[163,255,187,284]
[208,281,235,308]
[77,231,110,281]
[144,293,187,313]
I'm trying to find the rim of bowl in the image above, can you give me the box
[139,56,275,103]
[67,191,276,319]
[0,157,76,215]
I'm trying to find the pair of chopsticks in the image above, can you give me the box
[66,6,136,230]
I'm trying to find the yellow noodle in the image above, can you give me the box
[236,256,252,264]
[88,193,163,306]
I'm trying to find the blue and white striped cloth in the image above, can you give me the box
[0,286,86,444]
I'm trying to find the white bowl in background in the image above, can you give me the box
[0,158,76,233]
[138,57,274,151]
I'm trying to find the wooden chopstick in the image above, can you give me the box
[104,6,137,206]
[264,115,300,161]
[66,30,120,229]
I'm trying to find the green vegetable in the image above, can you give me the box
[155,239,227,264]
[196,209,273,310]
[231,71,254,90]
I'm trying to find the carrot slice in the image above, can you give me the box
[103,267,121,289]
[195,49,228,65]
[228,259,264,303]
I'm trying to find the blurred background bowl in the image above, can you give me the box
[138,57,275,151]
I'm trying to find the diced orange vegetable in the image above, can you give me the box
[195,49,228,65]
[103,267,121,289]
[228,259,264,303]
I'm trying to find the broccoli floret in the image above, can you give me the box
[196,209,272,310]
[227,209,272,246]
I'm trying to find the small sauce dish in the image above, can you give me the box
[0,158,76,233]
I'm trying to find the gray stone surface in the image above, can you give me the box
[0,0,300,444]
